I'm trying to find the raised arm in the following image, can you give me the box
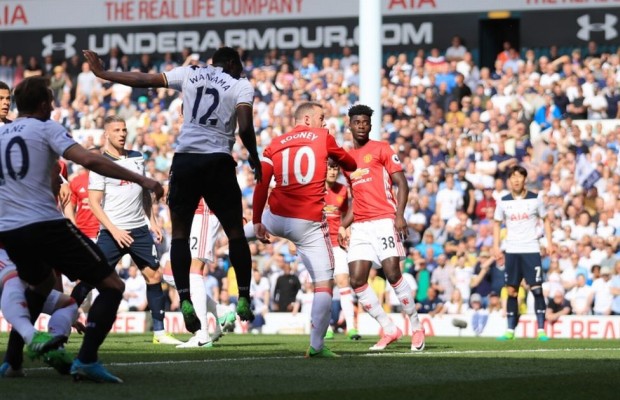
[63,144,163,199]
[83,50,166,88]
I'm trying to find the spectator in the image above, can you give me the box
[445,36,467,62]
[546,289,571,324]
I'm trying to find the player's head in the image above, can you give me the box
[294,102,324,128]
[13,77,53,120]
[0,80,10,121]
[348,104,373,145]
[103,115,128,152]
[326,158,340,185]
[212,46,243,79]
[507,165,527,194]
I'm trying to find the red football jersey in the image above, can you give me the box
[343,140,403,223]
[324,182,348,246]
[70,172,100,238]
[253,126,356,223]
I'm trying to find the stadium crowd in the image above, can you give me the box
[1,37,620,332]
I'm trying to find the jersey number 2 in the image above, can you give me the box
[281,146,316,186]
[0,136,29,186]
[191,86,219,125]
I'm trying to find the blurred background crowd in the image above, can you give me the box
[1,36,619,328]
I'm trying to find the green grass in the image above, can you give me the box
[1,333,619,400]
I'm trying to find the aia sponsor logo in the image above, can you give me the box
[509,212,529,221]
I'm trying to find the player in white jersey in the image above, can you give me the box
[0,76,163,383]
[0,247,80,377]
[493,165,553,341]
[82,115,180,345]
[83,47,261,334]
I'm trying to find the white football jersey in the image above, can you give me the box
[163,65,253,154]
[0,117,76,231]
[494,191,547,254]
[89,150,147,230]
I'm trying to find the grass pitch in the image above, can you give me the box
[1,333,618,400]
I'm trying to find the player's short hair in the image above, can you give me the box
[13,76,50,114]
[103,115,125,128]
[294,101,322,120]
[507,165,527,178]
[212,46,241,67]
[327,157,339,168]
[348,104,374,119]
[0,80,9,91]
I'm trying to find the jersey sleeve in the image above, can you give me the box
[493,199,504,222]
[88,170,105,192]
[381,143,403,175]
[163,66,189,91]
[235,79,254,106]
[46,121,78,157]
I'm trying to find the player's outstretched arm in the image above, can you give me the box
[326,134,356,171]
[63,144,163,199]
[83,50,166,88]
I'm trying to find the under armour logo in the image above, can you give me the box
[577,14,618,41]
[42,34,77,58]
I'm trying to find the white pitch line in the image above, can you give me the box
[22,347,619,372]
[365,347,620,356]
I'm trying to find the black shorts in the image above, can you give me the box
[504,252,543,287]
[97,225,158,269]
[0,219,114,287]
[167,152,243,234]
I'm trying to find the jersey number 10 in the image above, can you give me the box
[0,136,29,186]
[280,146,316,186]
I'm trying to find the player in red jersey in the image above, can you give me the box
[323,159,361,340]
[339,104,425,352]
[253,102,356,358]
[64,147,102,241]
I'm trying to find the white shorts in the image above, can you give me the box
[332,246,349,276]
[262,209,334,283]
[347,218,406,266]
[190,213,221,263]
[2,276,63,315]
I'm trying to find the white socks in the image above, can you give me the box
[355,284,397,335]
[0,278,36,344]
[310,288,332,350]
[189,273,210,339]
[339,287,356,331]
[48,299,78,337]
[391,277,422,331]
